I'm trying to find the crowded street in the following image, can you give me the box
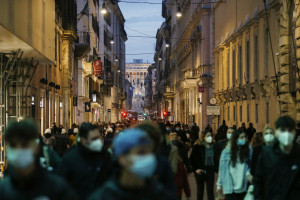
[1,0,300,199]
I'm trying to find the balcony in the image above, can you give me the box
[163,86,175,99]
[180,69,200,89]
[75,32,91,58]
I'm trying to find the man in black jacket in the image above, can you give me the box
[0,120,77,200]
[57,123,112,199]
[54,128,70,157]
[254,116,300,200]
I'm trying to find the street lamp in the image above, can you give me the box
[158,57,162,61]
[110,36,115,44]
[118,70,121,73]
[176,7,182,18]
[92,93,97,102]
[101,3,107,15]
[165,43,169,48]
[115,57,119,62]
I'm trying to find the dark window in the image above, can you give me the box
[240,105,242,122]
[254,35,259,81]
[232,49,236,86]
[227,50,230,88]
[239,45,243,85]
[255,104,259,123]
[247,104,250,122]
[105,12,111,26]
[246,40,250,82]
[264,28,269,77]
[266,102,269,123]
[233,105,236,121]
[104,30,111,50]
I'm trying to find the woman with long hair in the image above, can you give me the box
[190,131,218,200]
[217,129,252,200]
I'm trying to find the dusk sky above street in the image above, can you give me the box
[119,0,164,64]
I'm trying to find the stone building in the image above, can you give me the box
[213,0,300,131]
[99,0,127,123]
[125,60,151,114]
[154,0,213,129]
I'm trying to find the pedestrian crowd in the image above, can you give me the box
[0,116,300,200]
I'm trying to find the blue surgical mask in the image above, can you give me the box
[166,128,170,131]
[6,147,35,169]
[128,154,157,179]
[237,138,246,146]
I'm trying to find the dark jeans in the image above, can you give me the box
[225,192,246,200]
[194,166,215,200]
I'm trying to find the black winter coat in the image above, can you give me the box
[54,133,70,156]
[189,143,219,173]
[57,143,112,200]
[0,166,78,200]
[88,178,177,200]
[254,141,300,200]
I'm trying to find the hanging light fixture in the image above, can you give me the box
[110,36,115,44]
[176,6,182,18]
[165,43,170,48]
[158,57,162,61]
[101,3,107,15]
[115,56,119,62]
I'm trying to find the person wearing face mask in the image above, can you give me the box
[254,116,300,200]
[175,124,188,145]
[54,128,70,157]
[250,127,274,176]
[57,123,112,200]
[0,120,77,200]
[190,131,218,200]
[215,127,235,164]
[217,130,252,200]
[88,128,177,200]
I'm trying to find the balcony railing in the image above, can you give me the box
[77,32,90,44]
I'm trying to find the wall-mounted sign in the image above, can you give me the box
[198,86,205,93]
[93,60,102,77]
[207,106,220,115]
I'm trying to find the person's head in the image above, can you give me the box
[73,128,79,134]
[230,130,249,167]
[263,126,275,145]
[201,131,213,144]
[249,123,253,128]
[226,127,235,140]
[241,122,246,128]
[222,120,226,125]
[275,116,296,147]
[71,123,76,129]
[44,128,51,135]
[79,123,103,152]
[136,121,162,152]
[175,124,180,132]
[251,132,264,148]
[169,132,178,141]
[4,120,40,171]
[113,128,156,180]
[61,128,66,134]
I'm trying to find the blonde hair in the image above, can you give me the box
[263,125,274,137]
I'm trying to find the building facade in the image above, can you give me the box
[154,0,213,129]
[126,60,151,114]
[213,0,300,131]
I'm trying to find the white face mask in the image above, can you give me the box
[128,154,157,179]
[205,136,213,143]
[277,131,295,146]
[87,139,103,152]
[264,134,275,143]
[6,147,35,169]
[227,133,232,140]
